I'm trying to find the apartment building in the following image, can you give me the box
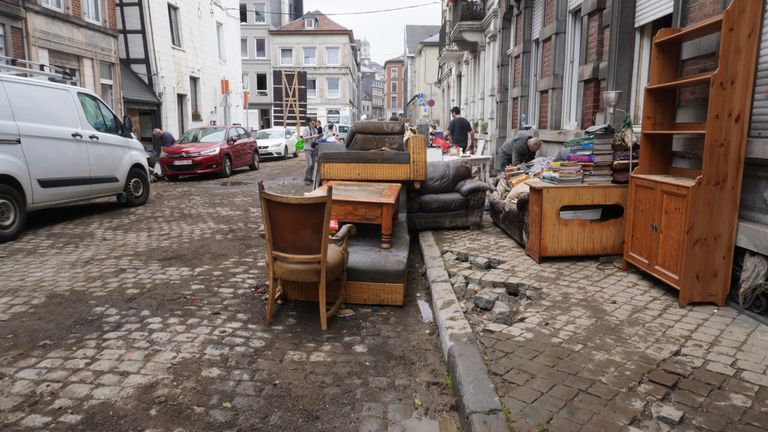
[240,0,303,130]
[117,0,243,143]
[270,11,360,126]
[406,33,442,125]
[403,24,440,119]
[384,56,404,119]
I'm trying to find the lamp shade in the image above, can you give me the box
[603,90,622,109]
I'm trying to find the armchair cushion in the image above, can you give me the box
[317,151,410,164]
[417,193,467,213]
[273,244,345,283]
[456,179,491,197]
[419,162,472,195]
[352,121,405,135]
[348,134,404,151]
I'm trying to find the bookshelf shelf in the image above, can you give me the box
[654,15,722,45]
[645,72,713,90]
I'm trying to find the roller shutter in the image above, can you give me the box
[749,8,768,138]
[635,0,673,28]
[532,0,543,39]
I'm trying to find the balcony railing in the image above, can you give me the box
[452,0,485,25]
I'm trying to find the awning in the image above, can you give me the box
[120,63,159,107]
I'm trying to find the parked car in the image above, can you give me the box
[253,127,298,159]
[159,126,259,180]
[336,124,351,144]
[0,73,150,243]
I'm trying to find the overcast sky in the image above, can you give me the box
[303,0,442,65]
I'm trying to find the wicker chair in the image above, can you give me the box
[258,181,355,331]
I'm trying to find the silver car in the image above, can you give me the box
[253,127,298,159]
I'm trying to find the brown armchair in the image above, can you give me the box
[258,181,355,331]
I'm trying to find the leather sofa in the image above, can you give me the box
[407,161,490,230]
[316,121,426,186]
[489,194,529,246]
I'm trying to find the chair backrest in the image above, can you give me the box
[259,181,332,260]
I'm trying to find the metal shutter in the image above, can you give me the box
[568,0,582,12]
[749,8,768,138]
[635,0,673,27]
[532,0,544,40]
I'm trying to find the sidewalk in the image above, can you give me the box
[430,225,768,432]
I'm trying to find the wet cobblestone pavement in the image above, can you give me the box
[0,157,457,431]
[434,225,768,432]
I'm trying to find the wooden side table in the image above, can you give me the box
[525,179,628,262]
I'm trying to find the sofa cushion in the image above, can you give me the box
[352,121,404,135]
[347,220,409,284]
[417,192,467,213]
[318,150,410,164]
[419,161,472,195]
[273,244,345,283]
[348,134,404,151]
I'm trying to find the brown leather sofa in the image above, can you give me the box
[489,194,529,246]
[407,161,490,230]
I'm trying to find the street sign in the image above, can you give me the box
[422,107,428,114]
[427,99,435,107]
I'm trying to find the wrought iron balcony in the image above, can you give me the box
[449,0,485,51]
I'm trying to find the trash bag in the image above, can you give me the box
[295,138,304,152]
[738,251,768,306]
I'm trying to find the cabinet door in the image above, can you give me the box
[653,184,689,285]
[625,179,657,269]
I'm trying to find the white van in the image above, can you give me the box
[0,73,149,243]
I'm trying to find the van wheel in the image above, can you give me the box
[0,185,26,243]
[221,156,232,178]
[124,168,150,207]
[249,152,260,170]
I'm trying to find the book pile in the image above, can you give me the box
[541,161,583,185]
[565,134,614,184]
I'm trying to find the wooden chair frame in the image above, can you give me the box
[258,181,353,331]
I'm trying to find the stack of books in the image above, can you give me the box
[565,134,614,184]
[541,161,583,185]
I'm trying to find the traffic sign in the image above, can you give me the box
[427,99,435,107]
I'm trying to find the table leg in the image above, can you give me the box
[381,204,393,249]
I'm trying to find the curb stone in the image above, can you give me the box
[419,232,506,432]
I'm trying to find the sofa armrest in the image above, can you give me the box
[455,179,491,197]
[330,224,356,249]
[515,193,529,212]
[406,135,427,182]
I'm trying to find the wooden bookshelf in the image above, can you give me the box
[623,0,763,307]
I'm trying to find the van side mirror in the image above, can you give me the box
[122,115,133,138]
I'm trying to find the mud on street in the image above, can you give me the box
[0,156,458,431]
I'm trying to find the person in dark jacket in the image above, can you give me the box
[445,106,476,153]
[498,133,542,172]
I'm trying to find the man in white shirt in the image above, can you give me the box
[301,117,321,185]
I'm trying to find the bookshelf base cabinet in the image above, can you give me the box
[622,0,763,307]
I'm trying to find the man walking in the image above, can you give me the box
[301,118,321,185]
[445,106,476,153]
[498,133,542,172]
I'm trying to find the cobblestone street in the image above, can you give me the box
[434,226,768,432]
[0,157,456,432]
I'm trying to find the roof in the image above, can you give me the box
[405,25,440,55]
[272,10,350,33]
[120,63,159,105]
[421,33,440,45]
[384,55,404,65]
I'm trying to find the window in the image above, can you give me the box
[391,81,397,93]
[304,19,315,29]
[280,48,293,65]
[256,73,268,96]
[241,38,248,58]
[83,0,101,23]
[326,47,340,65]
[242,73,249,90]
[254,3,265,23]
[303,47,316,65]
[0,25,6,58]
[307,78,317,98]
[41,0,62,10]
[391,95,397,107]
[327,109,340,124]
[326,78,340,98]
[240,3,247,23]
[217,22,225,61]
[391,68,398,78]
[78,93,120,134]
[190,77,199,111]
[99,62,114,108]
[168,4,181,47]
[254,38,266,58]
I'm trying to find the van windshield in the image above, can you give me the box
[178,128,227,144]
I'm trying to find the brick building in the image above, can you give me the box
[384,56,404,119]
[0,1,26,61]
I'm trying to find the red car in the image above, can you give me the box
[159,126,259,180]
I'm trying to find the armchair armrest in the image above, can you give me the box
[330,224,356,248]
[455,179,491,197]
[406,135,427,182]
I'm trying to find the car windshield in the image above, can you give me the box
[178,128,227,144]
[338,125,350,133]
[255,130,285,140]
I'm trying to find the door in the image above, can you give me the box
[235,127,251,166]
[653,184,688,285]
[177,94,186,135]
[3,81,91,204]
[226,127,245,167]
[625,178,658,269]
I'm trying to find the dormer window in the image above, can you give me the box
[304,19,316,30]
